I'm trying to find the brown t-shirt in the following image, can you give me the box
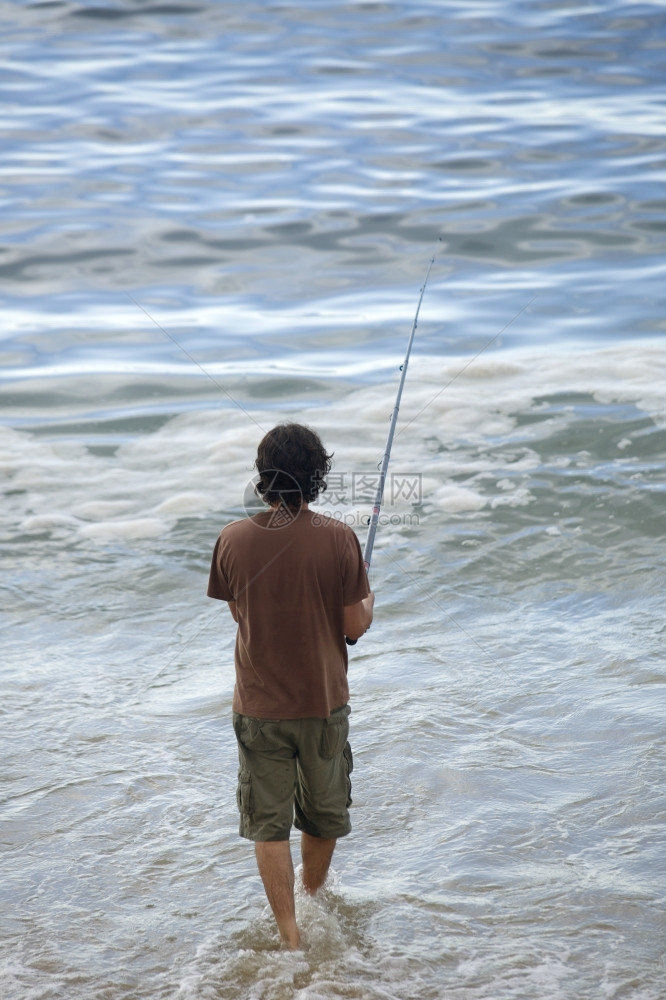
[207,508,369,719]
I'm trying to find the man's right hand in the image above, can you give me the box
[343,592,374,642]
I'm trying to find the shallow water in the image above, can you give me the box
[2,1,666,998]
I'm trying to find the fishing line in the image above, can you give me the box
[395,292,538,441]
[128,294,267,434]
[134,539,295,698]
[384,551,524,691]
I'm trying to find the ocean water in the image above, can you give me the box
[1,1,665,998]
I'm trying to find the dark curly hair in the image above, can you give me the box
[254,423,333,508]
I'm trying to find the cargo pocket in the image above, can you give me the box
[236,765,253,838]
[234,713,280,753]
[320,706,350,759]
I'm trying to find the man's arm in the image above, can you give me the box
[228,601,239,622]
[343,592,374,641]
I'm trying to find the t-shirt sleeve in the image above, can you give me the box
[207,532,234,602]
[342,527,370,606]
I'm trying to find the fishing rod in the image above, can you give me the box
[346,250,436,644]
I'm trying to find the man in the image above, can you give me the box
[207,422,374,949]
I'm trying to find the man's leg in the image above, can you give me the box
[255,841,301,949]
[295,711,353,893]
[300,832,337,894]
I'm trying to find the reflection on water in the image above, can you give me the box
[1,1,666,998]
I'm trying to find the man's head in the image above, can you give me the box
[254,423,333,509]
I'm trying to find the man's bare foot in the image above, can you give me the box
[281,932,309,952]
[279,919,303,950]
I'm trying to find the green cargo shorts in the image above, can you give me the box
[232,705,353,842]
